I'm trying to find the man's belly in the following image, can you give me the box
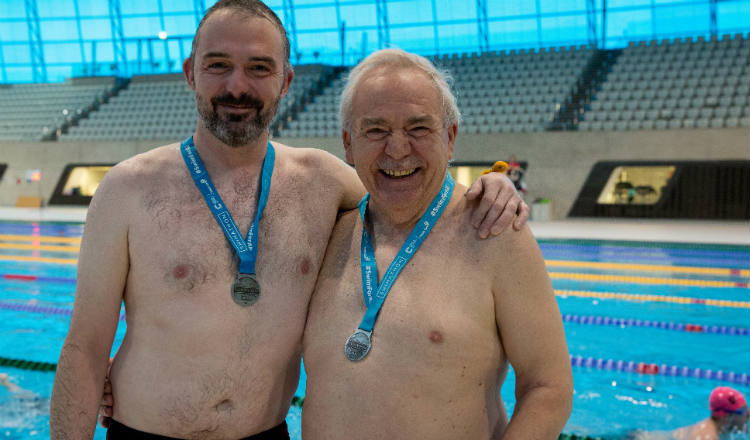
[109,333,300,439]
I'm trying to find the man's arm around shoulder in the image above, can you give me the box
[491,227,573,439]
[50,164,134,439]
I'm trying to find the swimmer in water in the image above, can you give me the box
[0,372,49,422]
[672,387,749,440]
[633,386,749,440]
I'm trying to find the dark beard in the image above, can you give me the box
[196,91,280,147]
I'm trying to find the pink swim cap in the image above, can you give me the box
[709,386,747,418]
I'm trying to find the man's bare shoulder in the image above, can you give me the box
[89,143,182,212]
[445,187,534,263]
[273,143,349,176]
[117,142,182,177]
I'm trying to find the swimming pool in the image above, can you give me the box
[1,221,748,439]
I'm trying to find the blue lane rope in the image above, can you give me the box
[0,301,125,320]
[570,354,750,386]
[563,313,749,336]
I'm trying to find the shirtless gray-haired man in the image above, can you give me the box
[49,1,527,439]
[301,49,573,439]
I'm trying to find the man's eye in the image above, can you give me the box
[249,65,272,75]
[206,62,228,70]
[409,127,430,136]
[365,128,388,139]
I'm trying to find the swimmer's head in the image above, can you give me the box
[0,373,7,384]
[710,386,749,432]
[710,386,747,418]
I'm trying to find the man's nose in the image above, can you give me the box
[384,131,411,159]
[225,68,252,96]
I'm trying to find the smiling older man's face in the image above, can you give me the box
[344,67,457,221]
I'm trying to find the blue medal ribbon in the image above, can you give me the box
[356,173,454,333]
[180,136,274,275]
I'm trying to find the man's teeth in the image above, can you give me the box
[382,168,416,177]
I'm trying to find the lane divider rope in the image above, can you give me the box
[0,356,56,372]
[562,313,749,336]
[549,272,749,288]
[0,301,125,320]
[569,355,750,386]
[556,289,750,309]
[545,259,750,278]
[0,234,81,244]
[0,243,80,253]
[1,273,76,283]
[0,255,78,265]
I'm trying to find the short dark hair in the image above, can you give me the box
[190,0,291,72]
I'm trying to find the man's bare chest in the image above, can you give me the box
[128,183,335,299]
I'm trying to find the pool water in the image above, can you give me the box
[0,222,748,439]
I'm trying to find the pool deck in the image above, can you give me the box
[0,206,747,245]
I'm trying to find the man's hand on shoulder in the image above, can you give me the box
[465,171,529,238]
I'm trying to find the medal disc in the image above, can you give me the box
[345,329,372,361]
[231,273,260,306]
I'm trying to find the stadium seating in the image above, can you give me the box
[278,45,592,137]
[0,80,114,141]
[579,33,750,131]
[11,34,749,141]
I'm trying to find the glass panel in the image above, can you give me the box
[76,0,109,16]
[44,43,83,63]
[296,6,338,30]
[80,18,111,40]
[38,0,75,17]
[1,2,28,18]
[489,18,538,49]
[340,4,377,28]
[597,166,676,205]
[40,19,80,40]
[540,14,588,47]
[162,0,196,13]
[606,8,652,44]
[389,1,433,25]
[437,23,477,55]
[1,22,31,42]
[61,166,113,197]
[390,24,435,53]
[653,2,710,36]
[718,0,750,34]
[123,16,163,38]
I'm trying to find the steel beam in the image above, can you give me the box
[476,0,489,53]
[108,0,128,75]
[601,0,607,48]
[282,0,301,63]
[24,0,47,82]
[0,37,7,83]
[375,0,390,49]
[536,0,543,48]
[431,0,439,55]
[586,0,597,48]
[73,0,87,71]
[194,0,206,27]
[709,0,717,37]
[157,0,171,71]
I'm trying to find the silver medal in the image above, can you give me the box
[231,273,260,306]
[345,329,372,361]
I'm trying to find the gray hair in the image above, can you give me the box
[339,48,461,132]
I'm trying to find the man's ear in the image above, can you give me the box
[279,67,294,98]
[183,58,195,90]
[343,129,354,165]
[446,122,458,160]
